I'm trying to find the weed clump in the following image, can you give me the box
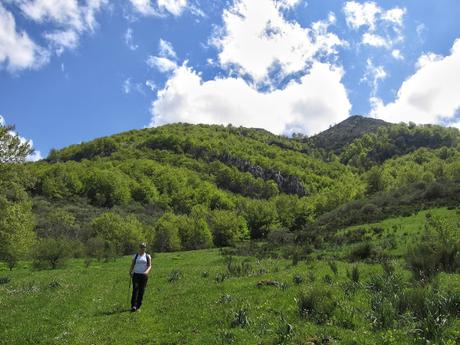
[168,270,183,283]
[230,306,250,328]
[0,277,11,285]
[297,286,337,324]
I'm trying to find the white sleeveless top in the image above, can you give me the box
[133,253,151,274]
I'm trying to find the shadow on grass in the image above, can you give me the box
[96,305,131,316]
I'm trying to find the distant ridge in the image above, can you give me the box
[310,115,390,153]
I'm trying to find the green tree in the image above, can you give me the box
[85,169,131,207]
[0,121,33,163]
[91,212,144,255]
[208,210,248,246]
[153,212,182,252]
[0,184,36,270]
[241,199,278,239]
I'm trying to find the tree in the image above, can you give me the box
[85,169,131,207]
[240,199,278,239]
[0,184,36,270]
[152,212,182,252]
[91,212,144,255]
[208,210,248,246]
[0,121,33,163]
[32,238,72,269]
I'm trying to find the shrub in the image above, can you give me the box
[348,242,376,261]
[297,286,336,324]
[32,238,71,269]
[405,216,460,281]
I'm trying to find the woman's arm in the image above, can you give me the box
[129,257,135,276]
[145,255,152,275]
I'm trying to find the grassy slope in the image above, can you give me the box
[2,208,460,345]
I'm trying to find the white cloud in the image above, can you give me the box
[147,56,177,72]
[123,78,132,94]
[362,32,389,48]
[124,28,138,51]
[391,49,403,60]
[158,39,176,59]
[10,0,108,59]
[371,39,460,126]
[157,0,187,16]
[344,1,405,52]
[213,0,343,84]
[362,58,386,96]
[145,80,156,91]
[147,39,178,72]
[27,148,43,162]
[129,0,158,16]
[0,4,49,72]
[44,29,79,55]
[344,1,380,30]
[0,115,5,126]
[278,0,301,9]
[381,7,405,26]
[151,62,351,135]
[129,0,189,16]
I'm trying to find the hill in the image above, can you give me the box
[309,115,390,153]
[1,118,460,264]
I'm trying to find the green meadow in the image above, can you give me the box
[2,208,460,345]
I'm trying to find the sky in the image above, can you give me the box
[1,0,460,160]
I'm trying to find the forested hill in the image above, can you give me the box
[2,117,460,263]
[309,115,390,153]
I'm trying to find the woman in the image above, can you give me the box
[129,242,152,312]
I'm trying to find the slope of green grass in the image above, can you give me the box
[2,223,460,345]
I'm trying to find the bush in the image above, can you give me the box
[153,213,182,252]
[405,216,460,281]
[348,242,376,262]
[297,286,336,324]
[32,238,72,269]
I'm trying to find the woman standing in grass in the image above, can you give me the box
[129,242,152,312]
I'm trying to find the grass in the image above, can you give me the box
[1,208,460,344]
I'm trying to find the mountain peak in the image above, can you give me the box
[311,115,390,153]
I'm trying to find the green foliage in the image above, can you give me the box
[406,215,460,281]
[91,212,144,255]
[85,169,131,207]
[297,286,337,324]
[32,238,72,269]
[0,182,36,268]
[153,212,182,252]
[208,210,249,246]
[0,122,33,163]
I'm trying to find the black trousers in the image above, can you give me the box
[131,273,148,308]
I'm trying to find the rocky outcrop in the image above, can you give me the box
[220,153,306,196]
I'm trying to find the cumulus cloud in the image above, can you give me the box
[371,39,460,126]
[0,4,49,72]
[344,1,405,55]
[213,0,343,84]
[151,62,351,135]
[148,0,351,135]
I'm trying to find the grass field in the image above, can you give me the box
[1,208,460,345]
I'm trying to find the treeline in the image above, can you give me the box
[340,122,460,169]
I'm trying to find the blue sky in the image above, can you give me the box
[1,0,460,160]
